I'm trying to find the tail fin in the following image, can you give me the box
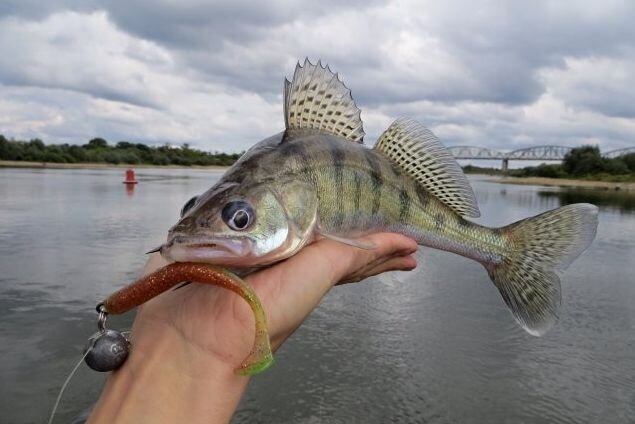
[489,203,598,336]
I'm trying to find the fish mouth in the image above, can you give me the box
[187,242,220,249]
[161,236,252,264]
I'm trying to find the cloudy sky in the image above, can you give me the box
[0,0,634,153]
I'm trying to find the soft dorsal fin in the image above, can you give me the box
[284,59,365,143]
[374,118,480,218]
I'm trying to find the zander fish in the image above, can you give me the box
[160,59,598,336]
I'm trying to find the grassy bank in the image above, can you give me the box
[0,160,229,170]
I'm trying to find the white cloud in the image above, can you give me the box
[0,11,174,107]
[542,54,635,118]
[0,1,633,153]
[0,11,282,150]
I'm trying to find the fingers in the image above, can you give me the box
[324,233,418,284]
[139,233,418,322]
[135,233,419,356]
[251,232,417,302]
[247,233,417,338]
[337,253,417,285]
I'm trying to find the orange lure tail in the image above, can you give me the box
[102,262,273,375]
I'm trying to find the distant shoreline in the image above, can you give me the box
[479,175,635,191]
[3,160,634,191]
[0,160,230,171]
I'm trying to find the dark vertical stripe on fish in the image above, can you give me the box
[330,144,346,229]
[458,218,473,228]
[399,188,410,222]
[434,212,445,230]
[363,149,383,215]
[283,142,311,178]
[352,171,362,229]
[389,161,403,178]
[415,186,430,208]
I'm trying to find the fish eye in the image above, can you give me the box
[222,200,254,231]
[181,195,199,217]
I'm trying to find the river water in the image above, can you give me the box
[0,167,633,424]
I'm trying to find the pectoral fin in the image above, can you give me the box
[321,233,377,250]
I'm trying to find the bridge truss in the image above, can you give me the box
[603,147,635,159]
[448,145,634,171]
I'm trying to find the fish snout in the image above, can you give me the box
[167,234,187,246]
[169,215,199,235]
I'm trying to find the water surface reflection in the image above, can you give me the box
[0,169,633,424]
[538,187,635,213]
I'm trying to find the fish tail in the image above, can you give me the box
[487,203,598,336]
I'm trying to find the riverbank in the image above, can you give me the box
[482,175,635,191]
[3,160,634,191]
[0,160,229,170]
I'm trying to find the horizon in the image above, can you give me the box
[2,131,630,159]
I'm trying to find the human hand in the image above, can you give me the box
[88,233,417,424]
[137,233,417,360]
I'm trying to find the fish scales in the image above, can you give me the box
[265,135,508,265]
[280,134,497,259]
[163,60,598,336]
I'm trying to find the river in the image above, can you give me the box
[0,167,633,423]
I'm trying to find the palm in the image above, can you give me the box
[130,233,418,371]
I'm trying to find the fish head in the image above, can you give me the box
[162,180,318,267]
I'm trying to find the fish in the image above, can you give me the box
[159,59,598,336]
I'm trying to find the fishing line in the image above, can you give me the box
[47,306,130,424]
[47,340,96,424]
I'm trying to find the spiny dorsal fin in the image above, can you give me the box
[374,118,480,218]
[284,59,365,143]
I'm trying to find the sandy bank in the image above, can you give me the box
[481,175,635,191]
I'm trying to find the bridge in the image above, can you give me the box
[447,145,635,171]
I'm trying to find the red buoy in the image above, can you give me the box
[123,168,138,184]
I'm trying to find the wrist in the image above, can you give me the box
[88,316,249,424]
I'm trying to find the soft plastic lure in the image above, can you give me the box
[102,262,273,375]
[49,263,272,423]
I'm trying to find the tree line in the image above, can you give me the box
[464,146,634,181]
[0,135,243,166]
[509,146,635,180]
[1,136,633,180]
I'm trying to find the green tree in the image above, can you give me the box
[621,153,635,172]
[116,141,134,149]
[28,139,45,150]
[0,134,243,167]
[85,138,108,149]
[562,145,606,176]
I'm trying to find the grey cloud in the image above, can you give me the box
[567,89,635,120]
[105,0,384,49]
[148,0,635,109]
[1,77,161,110]
[419,1,635,105]
[544,52,635,119]
[0,1,633,152]
[103,1,388,100]
[0,11,175,111]
[8,0,632,110]
[0,0,98,19]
